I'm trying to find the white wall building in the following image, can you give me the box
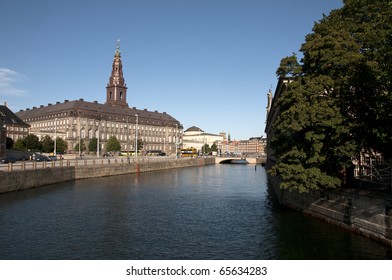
[182,126,223,153]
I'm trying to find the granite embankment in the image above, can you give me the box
[268,173,392,247]
[0,157,215,194]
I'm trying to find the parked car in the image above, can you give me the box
[0,156,17,164]
[48,156,57,161]
[35,155,49,162]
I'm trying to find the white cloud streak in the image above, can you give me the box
[0,67,28,97]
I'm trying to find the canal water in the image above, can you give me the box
[0,164,391,260]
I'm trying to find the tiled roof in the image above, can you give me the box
[15,99,181,127]
[0,105,30,127]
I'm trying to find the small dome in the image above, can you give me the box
[185,126,204,133]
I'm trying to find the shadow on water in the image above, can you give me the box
[265,179,392,260]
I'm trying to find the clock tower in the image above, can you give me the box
[106,40,128,107]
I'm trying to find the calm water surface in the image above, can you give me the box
[0,165,391,259]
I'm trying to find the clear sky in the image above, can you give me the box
[0,0,343,140]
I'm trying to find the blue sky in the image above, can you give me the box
[0,0,343,140]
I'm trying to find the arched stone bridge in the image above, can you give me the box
[215,157,266,164]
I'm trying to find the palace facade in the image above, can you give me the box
[16,43,183,155]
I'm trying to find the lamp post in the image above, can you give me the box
[97,120,100,158]
[135,114,138,160]
[78,130,81,158]
[175,123,178,159]
[127,116,130,163]
[54,118,57,156]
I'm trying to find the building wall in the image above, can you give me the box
[220,138,266,156]
[182,132,223,152]
[0,127,6,158]
[27,114,182,155]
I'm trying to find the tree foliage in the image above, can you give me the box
[40,135,54,153]
[6,137,14,149]
[88,137,98,152]
[270,0,392,192]
[14,138,26,151]
[106,136,121,152]
[74,139,86,153]
[136,139,144,152]
[24,134,41,151]
[55,137,68,154]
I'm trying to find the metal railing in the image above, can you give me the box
[0,156,195,173]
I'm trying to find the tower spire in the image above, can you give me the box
[115,39,121,56]
[106,40,128,107]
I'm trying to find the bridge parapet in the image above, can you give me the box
[215,157,265,164]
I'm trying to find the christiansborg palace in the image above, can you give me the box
[14,43,183,155]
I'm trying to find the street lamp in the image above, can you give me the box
[54,118,57,156]
[135,114,138,160]
[175,123,178,159]
[97,120,100,158]
[79,130,81,158]
[127,116,130,163]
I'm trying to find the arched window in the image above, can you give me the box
[110,92,113,100]
[119,92,123,100]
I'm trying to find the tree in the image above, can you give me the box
[14,138,26,151]
[270,75,356,192]
[211,143,218,152]
[40,135,54,153]
[74,139,86,153]
[55,137,68,154]
[269,0,392,192]
[136,139,144,153]
[24,134,41,151]
[88,137,98,152]
[6,137,14,149]
[106,136,121,153]
[300,0,392,158]
[202,144,210,155]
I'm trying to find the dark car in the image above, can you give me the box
[35,155,49,162]
[0,156,17,164]
[48,156,57,161]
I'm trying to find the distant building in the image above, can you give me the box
[0,102,30,142]
[220,137,266,156]
[182,126,223,153]
[264,77,292,165]
[16,42,183,155]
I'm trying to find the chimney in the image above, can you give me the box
[4,102,6,107]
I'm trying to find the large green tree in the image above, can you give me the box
[270,75,356,192]
[269,0,391,192]
[301,0,392,158]
[24,134,41,151]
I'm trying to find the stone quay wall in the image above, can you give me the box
[267,172,392,247]
[0,157,215,194]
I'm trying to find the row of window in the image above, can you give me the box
[5,126,28,132]
[67,130,180,144]
[31,119,181,134]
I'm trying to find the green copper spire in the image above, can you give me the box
[115,39,121,57]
